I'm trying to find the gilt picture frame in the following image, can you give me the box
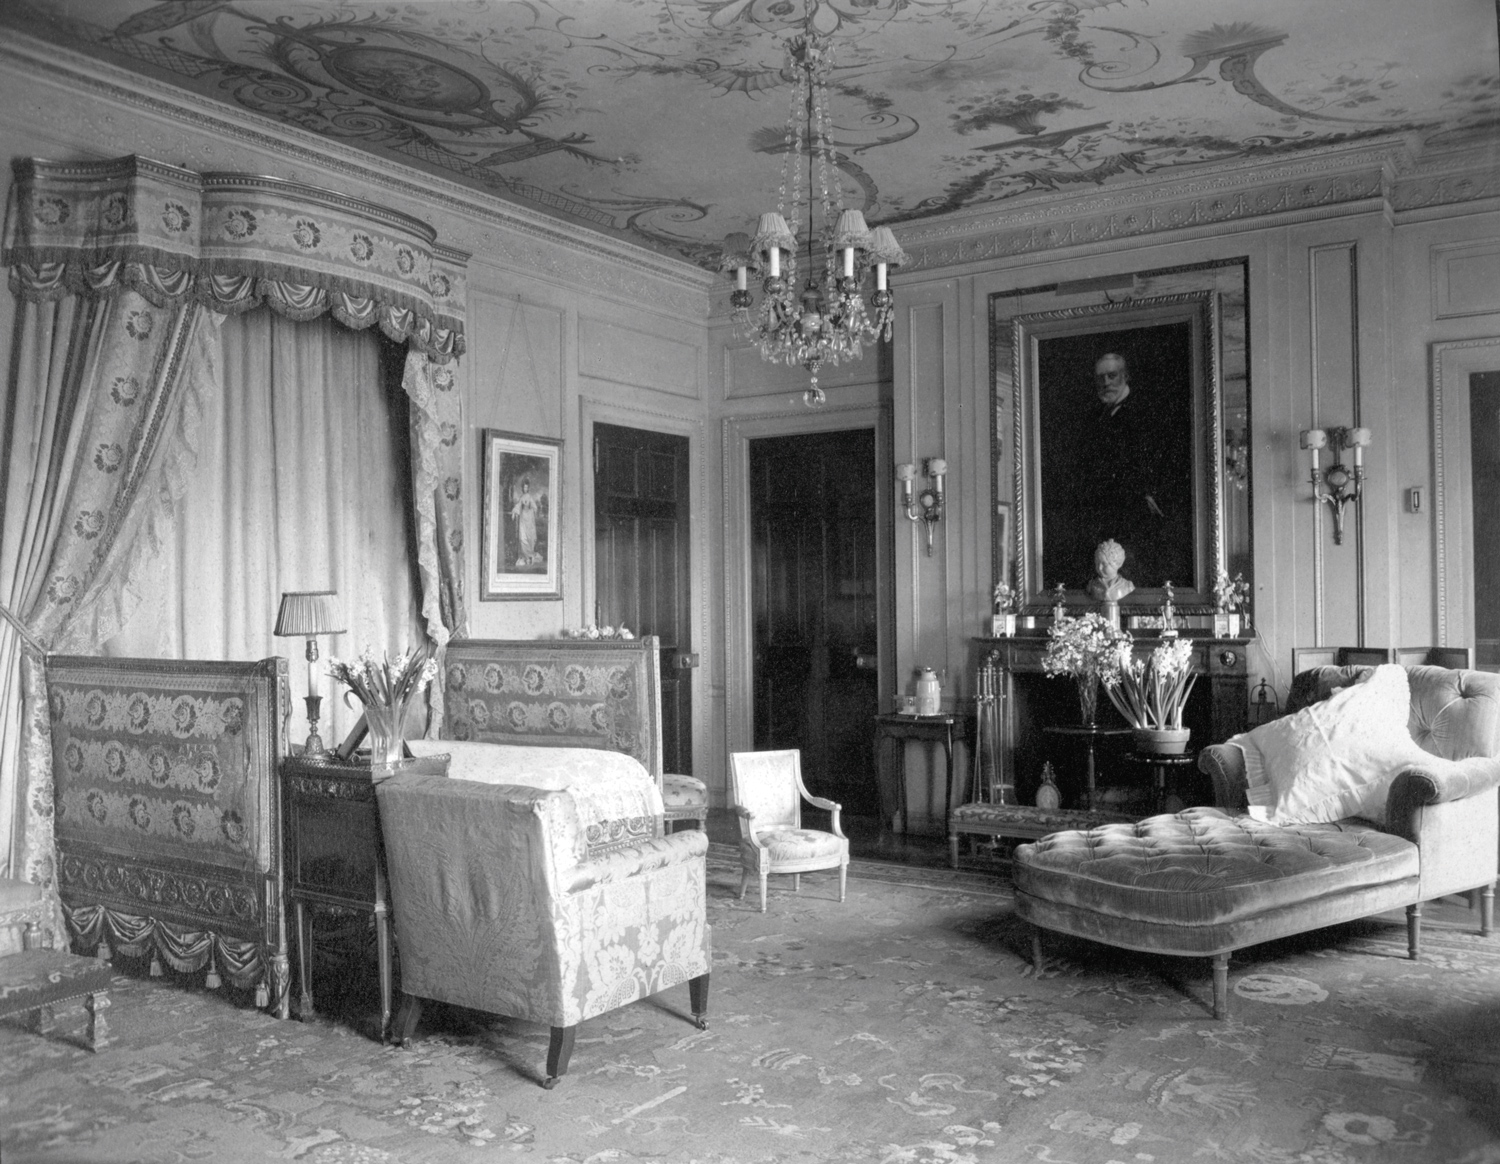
[1007,291,1222,613]
[480,429,562,601]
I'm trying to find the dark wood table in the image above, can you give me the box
[874,712,967,833]
[1042,724,1133,811]
[279,751,447,1040]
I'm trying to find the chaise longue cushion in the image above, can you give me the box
[1015,807,1418,931]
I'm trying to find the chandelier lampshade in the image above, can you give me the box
[724,25,906,406]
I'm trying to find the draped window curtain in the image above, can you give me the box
[0,157,469,929]
[106,312,423,751]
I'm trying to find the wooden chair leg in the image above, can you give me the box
[27,1003,55,1035]
[1211,952,1230,1020]
[1482,884,1495,937]
[738,869,749,901]
[949,831,960,870]
[392,992,422,1048]
[544,1024,577,1088]
[1407,901,1423,960]
[689,972,710,1030]
[793,873,800,894]
[84,990,110,1052]
[838,862,847,904]
[759,871,768,913]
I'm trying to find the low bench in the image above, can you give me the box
[0,947,114,1051]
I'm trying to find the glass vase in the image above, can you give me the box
[363,700,407,767]
[1077,675,1099,727]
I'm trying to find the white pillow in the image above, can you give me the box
[1227,664,1433,825]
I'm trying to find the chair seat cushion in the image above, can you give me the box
[1014,806,1418,927]
[747,828,846,863]
[663,773,708,810]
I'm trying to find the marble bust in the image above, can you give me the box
[1086,539,1136,602]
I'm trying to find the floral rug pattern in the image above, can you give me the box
[2,847,1498,1163]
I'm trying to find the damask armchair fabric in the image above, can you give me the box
[375,744,710,1087]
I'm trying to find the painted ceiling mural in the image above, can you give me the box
[7,0,1499,268]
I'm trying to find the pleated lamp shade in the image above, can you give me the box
[273,591,345,638]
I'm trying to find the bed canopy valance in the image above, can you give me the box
[0,155,470,933]
[3,154,466,362]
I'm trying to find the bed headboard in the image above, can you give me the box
[44,654,290,1014]
[440,637,663,777]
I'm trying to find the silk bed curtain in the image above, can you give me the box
[0,157,469,926]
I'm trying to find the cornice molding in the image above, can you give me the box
[0,33,712,318]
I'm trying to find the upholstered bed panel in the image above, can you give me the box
[45,655,290,1016]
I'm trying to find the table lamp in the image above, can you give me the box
[273,590,345,758]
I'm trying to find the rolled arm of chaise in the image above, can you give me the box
[1385,755,1500,840]
[1198,743,1249,812]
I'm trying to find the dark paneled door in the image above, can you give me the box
[1471,371,1500,670]
[750,428,879,816]
[594,423,694,775]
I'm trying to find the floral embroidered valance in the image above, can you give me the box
[3,155,467,362]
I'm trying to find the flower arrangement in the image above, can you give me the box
[1041,612,1130,682]
[1041,612,1130,724]
[992,580,1019,614]
[559,625,635,641]
[327,645,440,763]
[1100,636,1199,732]
[1214,570,1251,614]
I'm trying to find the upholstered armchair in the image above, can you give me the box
[375,742,711,1088]
[730,749,849,912]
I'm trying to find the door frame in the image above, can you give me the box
[723,402,894,758]
[580,396,708,779]
[1431,337,1500,652]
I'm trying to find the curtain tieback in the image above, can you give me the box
[0,602,47,657]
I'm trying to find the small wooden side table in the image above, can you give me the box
[1122,751,1200,814]
[874,712,965,833]
[1042,725,1132,811]
[279,751,447,1041]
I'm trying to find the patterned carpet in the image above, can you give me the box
[3,845,1499,1164]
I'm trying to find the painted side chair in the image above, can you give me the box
[729,749,849,912]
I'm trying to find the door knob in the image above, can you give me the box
[675,652,700,670]
[853,652,878,670]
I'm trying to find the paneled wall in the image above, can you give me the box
[5,34,1500,841]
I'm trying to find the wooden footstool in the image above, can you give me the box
[0,947,114,1051]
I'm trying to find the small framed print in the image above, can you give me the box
[480,429,562,601]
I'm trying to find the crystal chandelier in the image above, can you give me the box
[721,26,906,407]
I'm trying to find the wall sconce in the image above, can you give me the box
[1224,427,1249,491]
[897,457,946,556]
[1299,425,1370,545]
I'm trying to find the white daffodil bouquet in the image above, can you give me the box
[1099,635,1198,731]
[327,645,440,761]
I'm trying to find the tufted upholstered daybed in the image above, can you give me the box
[1013,663,1500,1019]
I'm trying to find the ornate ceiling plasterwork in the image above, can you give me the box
[4,0,1497,273]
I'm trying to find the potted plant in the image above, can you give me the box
[991,580,1019,637]
[1099,635,1199,753]
[1040,612,1130,727]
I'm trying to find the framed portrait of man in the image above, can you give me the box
[480,429,562,600]
[1008,291,1222,611]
